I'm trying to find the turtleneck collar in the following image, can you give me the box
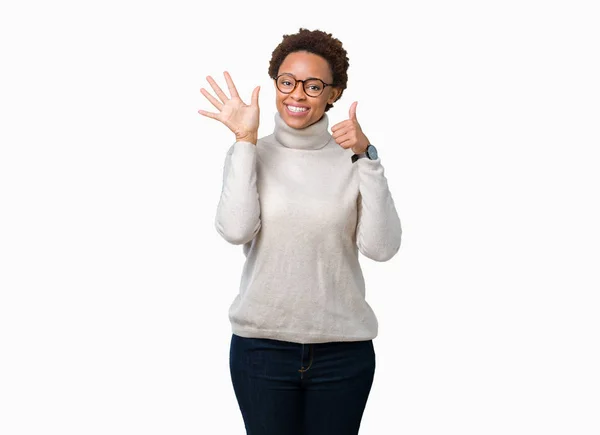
[273,112,332,150]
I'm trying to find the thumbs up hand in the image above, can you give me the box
[330,101,370,154]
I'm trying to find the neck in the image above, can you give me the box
[273,112,331,150]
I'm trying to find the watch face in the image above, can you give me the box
[367,145,378,160]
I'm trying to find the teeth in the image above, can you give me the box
[288,105,308,112]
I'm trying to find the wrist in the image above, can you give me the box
[351,143,378,163]
[236,132,258,145]
[352,143,369,155]
[353,136,370,154]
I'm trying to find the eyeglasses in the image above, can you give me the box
[275,74,333,97]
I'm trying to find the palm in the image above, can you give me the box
[218,97,259,137]
[198,71,260,139]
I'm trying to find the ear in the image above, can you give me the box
[328,87,342,104]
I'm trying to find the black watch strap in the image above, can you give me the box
[351,144,377,163]
[351,153,366,163]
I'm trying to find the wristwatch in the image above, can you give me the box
[351,144,378,163]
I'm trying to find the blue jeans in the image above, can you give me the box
[229,333,376,435]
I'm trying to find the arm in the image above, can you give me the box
[215,140,261,245]
[330,102,401,261]
[355,157,402,261]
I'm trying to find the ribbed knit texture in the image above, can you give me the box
[215,112,401,344]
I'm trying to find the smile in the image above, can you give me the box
[285,104,310,114]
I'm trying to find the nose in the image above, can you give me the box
[290,81,307,100]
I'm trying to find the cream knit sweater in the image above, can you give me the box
[215,111,401,344]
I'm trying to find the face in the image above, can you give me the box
[275,51,342,129]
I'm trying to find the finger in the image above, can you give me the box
[331,121,342,132]
[200,88,223,111]
[340,137,354,149]
[349,101,358,121]
[206,75,230,103]
[198,109,219,120]
[251,85,260,107]
[223,71,240,100]
[332,126,353,140]
[333,131,350,144]
[331,120,351,132]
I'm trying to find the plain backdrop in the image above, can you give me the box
[1,0,599,434]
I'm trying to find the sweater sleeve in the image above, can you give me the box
[214,141,261,245]
[355,156,402,261]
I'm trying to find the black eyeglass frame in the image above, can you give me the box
[275,73,334,97]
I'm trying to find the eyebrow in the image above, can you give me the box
[279,72,326,82]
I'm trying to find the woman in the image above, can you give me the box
[198,28,401,435]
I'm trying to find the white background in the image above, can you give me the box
[1,0,599,434]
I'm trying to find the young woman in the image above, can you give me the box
[199,27,402,435]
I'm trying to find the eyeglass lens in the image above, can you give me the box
[277,76,325,97]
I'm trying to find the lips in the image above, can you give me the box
[285,104,310,116]
[286,104,309,109]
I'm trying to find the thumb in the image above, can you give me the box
[251,86,260,107]
[349,101,358,121]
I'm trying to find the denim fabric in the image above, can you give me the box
[229,333,376,435]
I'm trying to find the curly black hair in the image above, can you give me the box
[268,28,349,112]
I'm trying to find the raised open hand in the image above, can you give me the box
[198,71,260,142]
